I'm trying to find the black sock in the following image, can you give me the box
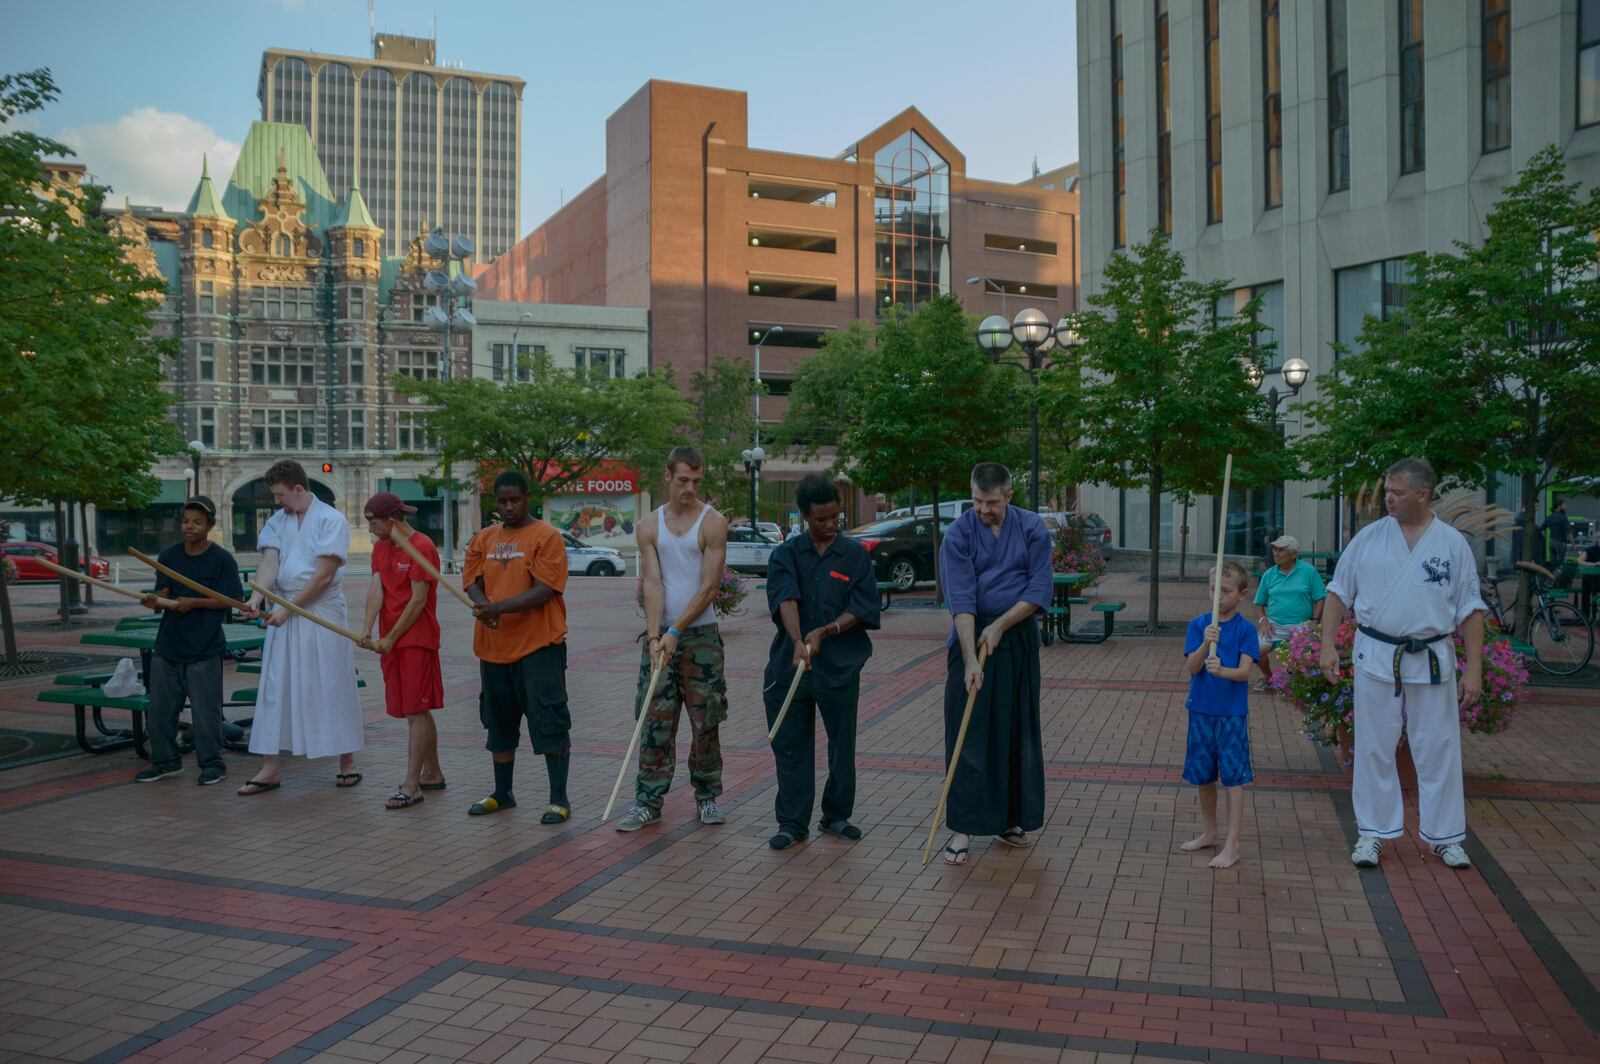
[545,753,570,808]
[492,759,514,802]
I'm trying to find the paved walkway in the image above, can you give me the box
[0,569,1597,1063]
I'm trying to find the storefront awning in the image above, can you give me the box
[388,478,435,502]
[150,479,189,505]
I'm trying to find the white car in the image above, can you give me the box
[562,533,628,577]
[726,526,779,574]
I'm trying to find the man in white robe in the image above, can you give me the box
[1321,458,1484,870]
[239,459,364,794]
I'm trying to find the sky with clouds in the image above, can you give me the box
[5,0,1078,231]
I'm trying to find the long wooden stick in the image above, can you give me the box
[388,527,478,610]
[1210,453,1235,629]
[765,656,810,743]
[37,557,178,609]
[129,547,251,611]
[922,643,991,866]
[248,581,367,645]
[603,659,667,821]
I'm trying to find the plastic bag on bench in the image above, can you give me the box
[104,658,145,698]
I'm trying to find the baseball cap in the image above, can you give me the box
[183,495,217,520]
[1269,534,1299,551]
[364,491,416,519]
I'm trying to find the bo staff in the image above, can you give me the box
[36,557,179,609]
[765,652,811,743]
[603,658,667,821]
[1209,453,1235,649]
[248,581,367,646]
[388,527,478,610]
[922,643,991,866]
[129,547,251,611]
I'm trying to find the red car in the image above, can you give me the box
[1,541,111,583]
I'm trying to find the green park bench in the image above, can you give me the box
[36,687,148,758]
[877,581,895,610]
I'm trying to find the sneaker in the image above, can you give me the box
[1351,836,1383,868]
[697,798,725,825]
[1252,680,1271,693]
[197,766,227,787]
[615,804,661,832]
[136,763,182,783]
[1432,842,1470,869]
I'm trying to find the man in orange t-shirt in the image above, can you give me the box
[359,492,445,810]
[462,470,572,823]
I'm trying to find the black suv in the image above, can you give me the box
[844,515,954,591]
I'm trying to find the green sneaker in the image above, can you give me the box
[615,804,660,832]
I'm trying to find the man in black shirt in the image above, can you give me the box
[763,474,880,850]
[136,497,245,785]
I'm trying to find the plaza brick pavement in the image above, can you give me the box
[0,563,1598,1064]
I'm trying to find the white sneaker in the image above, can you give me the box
[697,798,725,825]
[1432,842,1470,869]
[615,804,660,832]
[1351,836,1383,867]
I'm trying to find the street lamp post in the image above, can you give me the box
[188,439,206,498]
[741,446,765,531]
[976,308,1056,512]
[423,227,477,573]
[506,310,534,384]
[748,325,783,530]
[382,467,395,494]
[1245,356,1311,420]
[965,276,1008,319]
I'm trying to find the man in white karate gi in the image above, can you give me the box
[1321,457,1484,870]
[239,459,364,795]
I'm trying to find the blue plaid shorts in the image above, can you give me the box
[1182,711,1253,787]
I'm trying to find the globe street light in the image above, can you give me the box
[741,446,766,532]
[382,467,395,493]
[422,227,476,573]
[975,309,1054,512]
[188,439,206,498]
[749,326,783,530]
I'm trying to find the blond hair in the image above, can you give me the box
[1213,560,1250,593]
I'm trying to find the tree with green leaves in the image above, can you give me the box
[1054,229,1284,627]
[686,357,763,514]
[394,351,692,507]
[772,321,874,460]
[0,69,179,662]
[1294,146,1600,633]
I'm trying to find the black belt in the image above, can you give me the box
[1358,625,1444,696]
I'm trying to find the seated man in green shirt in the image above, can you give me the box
[1251,534,1326,691]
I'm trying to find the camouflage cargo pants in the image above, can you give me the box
[633,623,727,811]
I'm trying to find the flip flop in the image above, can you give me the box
[386,789,424,810]
[336,772,363,788]
[419,780,447,791]
[819,819,863,841]
[541,804,571,824]
[468,795,516,816]
[942,842,969,865]
[768,829,805,850]
[996,829,1032,848]
[237,779,280,796]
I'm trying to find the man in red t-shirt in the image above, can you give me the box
[360,492,445,809]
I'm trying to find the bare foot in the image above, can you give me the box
[1181,832,1218,852]
[1209,845,1240,870]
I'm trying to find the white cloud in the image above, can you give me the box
[57,108,240,211]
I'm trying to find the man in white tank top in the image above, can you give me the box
[616,446,733,831]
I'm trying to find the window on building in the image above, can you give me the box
[1583,0,1600,126]
[251,409,316,450]
[1482,0,1511,152]
[198,281,214,315]
[751,324,830,348]
[411,294,439,324]
[349,347,364,385]
[200,229,213,249]
[747,178,836,206]
[516,344,539,382]
[250,346,317,386]
[1400,0,1425,173]
[349,287,365,320]
[873,130,951,315]
[573,348,626,379]
[1111,0,1127,248]
[983,234,1058,255]
[396,350,439,381]
[981,280,1059,299]
[1335,258,1415,358]
[748,278,837,301]
[1263,0,1283,207]
[350,409,365,449]
[296,287,316,320]
[353,237,365,257]
[1215,282,1285,371]
[1156,0,1172,234]
[397,411,430,451]
[199,407,215,448]
[492,343,507,381]
[1328,0,1351,191]
[1204,0,1223,223]
[199,342,214,381]
[747,228,837,253]
[275,234,293,257]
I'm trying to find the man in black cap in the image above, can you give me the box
[136,496,246,786]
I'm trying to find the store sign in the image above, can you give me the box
[539,461,640,496]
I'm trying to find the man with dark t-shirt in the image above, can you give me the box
[136,496,246,785]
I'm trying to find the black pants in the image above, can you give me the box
[764,670,859,837]
[942,617,1045,836]
[479,643,570,755]
[147,654,224,771]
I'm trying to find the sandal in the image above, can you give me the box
[540,803,571,824]
[997,829,1032,848]
[819,819,863,841]
[236,779,280,796]
[942,841,969,865]
[336,772,362,788]
[768,829,805,850]
[468,795,516,816]
[419,780,447,791]
[386,789,424,810]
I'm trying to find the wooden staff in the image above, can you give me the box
[388,527,478,610]
[37,557,179,609]
[248,581,367,646]
[603,658,667,821]
[1208,453,1235,654]
[922,643,991,866]
[129,547,251,611]
[765,653,811,743]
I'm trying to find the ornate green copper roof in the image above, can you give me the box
[220,121,337,232]
[185,155,230,220]
[332,177,376,230]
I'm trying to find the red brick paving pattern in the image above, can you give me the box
[0,568,1597,1062]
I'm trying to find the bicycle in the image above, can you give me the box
[1481,561,1594,675]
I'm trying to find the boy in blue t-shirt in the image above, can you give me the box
[1181,560,1260,869]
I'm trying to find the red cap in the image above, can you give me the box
[363,491,416,519]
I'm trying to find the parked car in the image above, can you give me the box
[731,519,784,542]
[1044,511,1114,551]
[561,533,627,577]
[1,541,111,583]
[726,526,779,574]
[885,500,973,520]
[844,515,954,591]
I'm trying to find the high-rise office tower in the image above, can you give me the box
[258,34,523,260]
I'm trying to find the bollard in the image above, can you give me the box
[113,562,120,586]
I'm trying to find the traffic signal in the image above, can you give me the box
[321,462,333,474]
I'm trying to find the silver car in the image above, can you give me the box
[726,526,779,574]
[562,533,628,577]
